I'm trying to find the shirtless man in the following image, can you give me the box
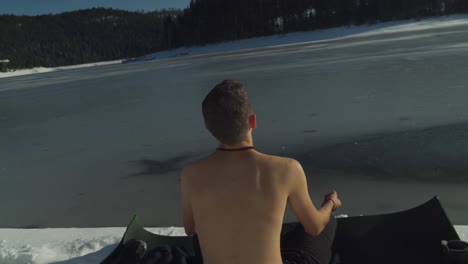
[181,80,342,264]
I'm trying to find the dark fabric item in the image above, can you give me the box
[191,218,337,264]
[101,196,459,264]
[328,252,341,264]
[140,245,189,264]
[281,217,337,264]
[333,197,460,264]
[106,239,147,264]
[100,216,194,264]
[142,245,173,264]
[442,240,468,264]
[192,234,203,264]
[103,237,190,264]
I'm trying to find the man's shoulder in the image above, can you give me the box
[255,153,303,176]
[259,152,299,167]
[255,154,303,189]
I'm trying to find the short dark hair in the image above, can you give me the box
[202,80,252,145]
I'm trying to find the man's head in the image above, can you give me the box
[202,80,256,145]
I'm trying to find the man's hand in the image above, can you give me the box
[287,159,339,236]
[321,191,342,211]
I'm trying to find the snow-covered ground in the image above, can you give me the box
[2,14,468,79]
[0,226,184,264]
[128,14,468,62]
[0,60,122,79]
[0,226,466,264]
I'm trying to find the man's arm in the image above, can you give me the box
[286,159,333,236]
[181,167,196,236]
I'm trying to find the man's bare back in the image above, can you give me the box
[182,80,341,264]
[181,149,338,264]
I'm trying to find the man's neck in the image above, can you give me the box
[218,135,254,150]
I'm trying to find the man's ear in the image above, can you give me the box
[204,120,208,129]
[249,114,257,129]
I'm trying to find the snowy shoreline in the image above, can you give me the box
[0,226,184,264]
[2,14,468,79]
[0,60,122,79]
[0,226,466,264]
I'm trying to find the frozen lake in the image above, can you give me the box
[1,19,468,227]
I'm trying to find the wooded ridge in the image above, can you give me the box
[1,0,467,70]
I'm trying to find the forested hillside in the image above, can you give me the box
[1,0,468,70]
[173,0,468,45]
[0,8,180,69]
